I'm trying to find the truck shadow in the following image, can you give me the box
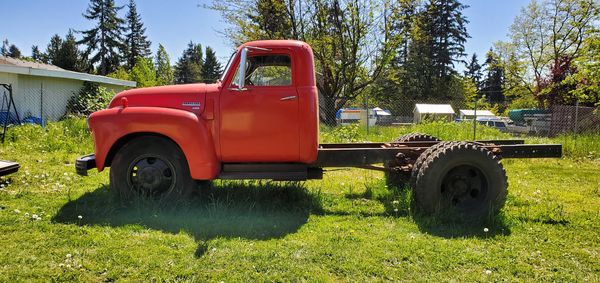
[344,185,512,238]
[53,181,322,257]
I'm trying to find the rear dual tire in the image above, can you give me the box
[411,142,508,221]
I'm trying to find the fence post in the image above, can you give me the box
[574,100,579,135]
[364,91,369,135]
[473,96,477,141]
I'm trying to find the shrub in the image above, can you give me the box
[66,82,115,117]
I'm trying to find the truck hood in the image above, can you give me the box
[108,83,221,113]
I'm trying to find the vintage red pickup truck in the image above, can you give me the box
[77,40,561,221]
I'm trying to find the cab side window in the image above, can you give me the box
[233,55,292,87]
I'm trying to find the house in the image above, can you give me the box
[0,56,135,122]
[458,109,496,120]
[413,104,455,123]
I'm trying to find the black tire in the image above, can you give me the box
[110,136,196,201]
[394,133,440,143]
[413,142,507,221]
[409,141,453,189]
[385,133,440,188]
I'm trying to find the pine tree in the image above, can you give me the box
[31,46,43,61]
[0,39,9,56]
[482,50,505,103]
[155,44,174,85]
[78,0,126,75]
[8,45,21,58]
[124,0,151,70]
[427,0,469,77]
[56,30,84,71]
[464,53,482,90]
[45,35,63,63]
[202,46,223,83]
[174,42,203,84]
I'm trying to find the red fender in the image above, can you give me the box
[89,107,220,180]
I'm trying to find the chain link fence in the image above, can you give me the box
[317,95,600,138]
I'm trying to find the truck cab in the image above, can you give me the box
[79,40,319,190]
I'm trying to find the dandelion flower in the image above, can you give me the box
[394,208,399,212]
[484,269,492,275]
[392,200,399,205]
[66,253,72,258]
[484,228,489,233]
[77,215,83,220]
[24,212,29,217]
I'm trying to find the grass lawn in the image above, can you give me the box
[0,119,598,281]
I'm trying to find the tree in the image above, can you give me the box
[31,46,43,61]
[7,45,21,58]
[174,42,203,84]
[565,32,600,106]
[202,46,223,83]
[211,0,398,125]
[0,39,9,56]
[481,50,505,104]
[124,0,151,69]
[130,57,157,87]
[464,53,483,90]
[155,44,174,85]
[509,0,599,106]
[78,0,126,75]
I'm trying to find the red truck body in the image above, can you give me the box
[88,40,319,180]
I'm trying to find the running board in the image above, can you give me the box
[218,163,323,181]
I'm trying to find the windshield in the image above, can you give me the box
[220,52,236,82]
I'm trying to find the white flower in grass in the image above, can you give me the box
[13,209,20,214]
[24,212,29,217]
[66,253,72,259]
[484,269,492,275]
[483,228,489,233]
[77,215,83,220]
[392,200,399,205]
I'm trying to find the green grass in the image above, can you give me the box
[0,119,598,281]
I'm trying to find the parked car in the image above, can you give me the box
[477,117,508,132]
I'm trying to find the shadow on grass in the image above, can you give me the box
[345,184,512,238]
[53,181,323,257]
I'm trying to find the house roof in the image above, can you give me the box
[0,56,136,87]
[414,104,455,114]
[459,109,495,116]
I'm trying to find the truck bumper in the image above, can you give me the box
[76,154,96,176]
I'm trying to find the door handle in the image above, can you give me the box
[280,95,297,101]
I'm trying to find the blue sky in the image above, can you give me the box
[0,0,529,67]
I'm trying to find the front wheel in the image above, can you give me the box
[110,136,196,201]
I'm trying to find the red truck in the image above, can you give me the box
[76,40,561,221]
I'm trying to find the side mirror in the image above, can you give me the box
[236,47,248,90]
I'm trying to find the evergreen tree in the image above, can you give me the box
[202,46,223,83]
[464,53,482,90]
[8,45,21,58]
[31,45,43,61]
[174,42,203,84]
[124,0,151,69]
[78,0,126,75]
[428,0,469,77]
[482,50,505,103]
[155,44,174,85]
[0,39,9,56]
[56,31,84,71]
[249,0,294,39]
[45,34,63,63]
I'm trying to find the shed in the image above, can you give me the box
[459,109,496,120]
[413,104,455,123]
[0,56,135,122]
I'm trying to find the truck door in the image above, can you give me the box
[220,51,300,162]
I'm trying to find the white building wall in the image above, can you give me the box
[0,72,128,122]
